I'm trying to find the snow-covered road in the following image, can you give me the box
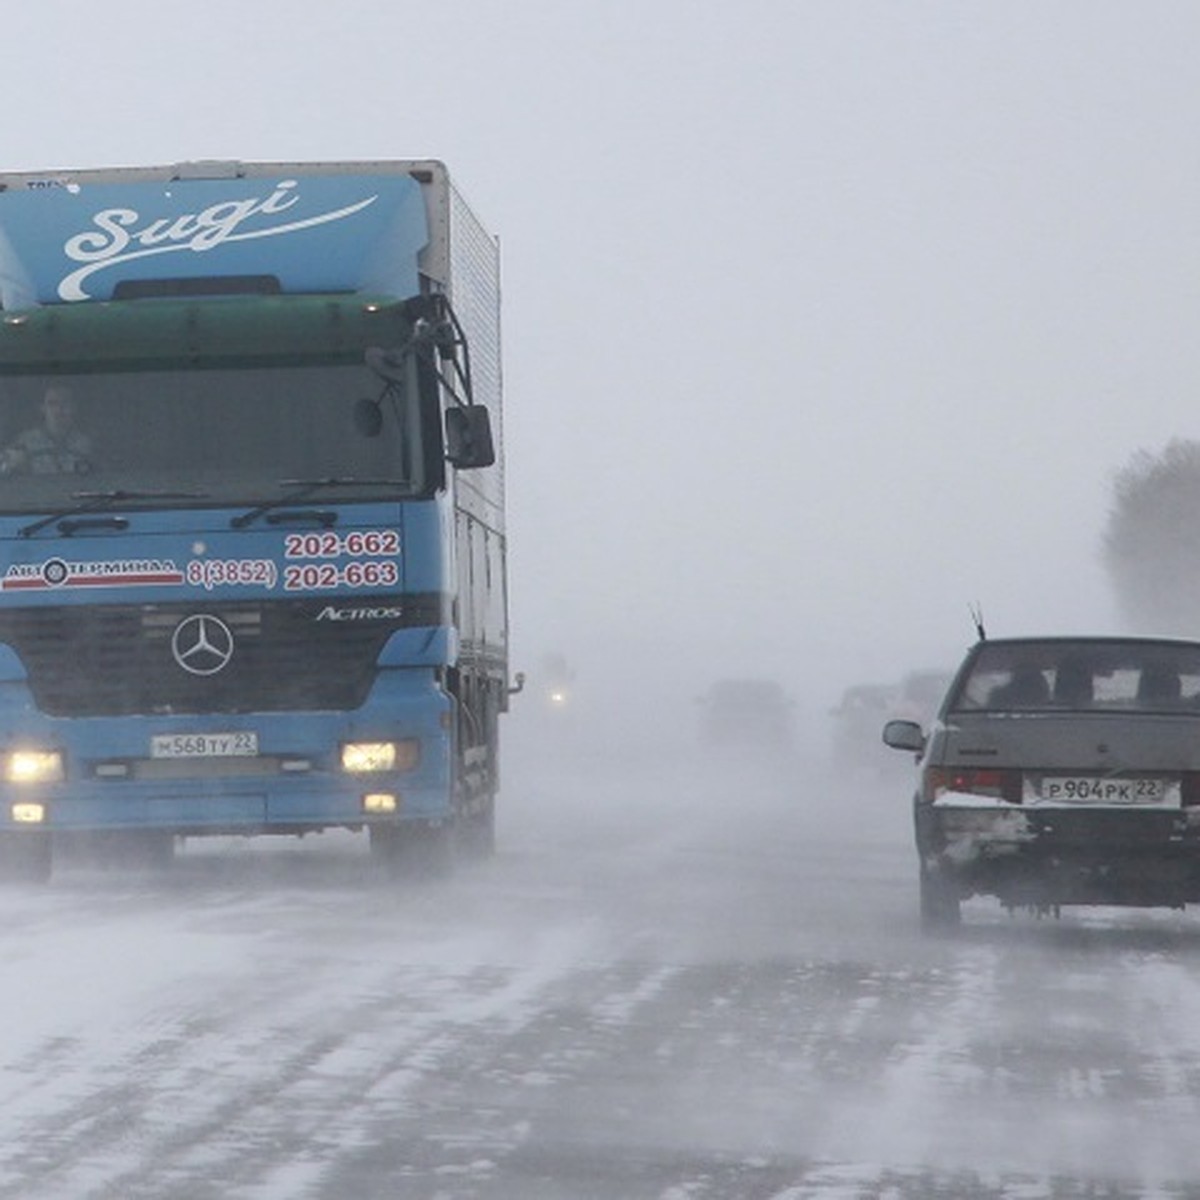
[3,736,1200,1199]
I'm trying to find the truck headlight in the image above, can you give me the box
[5,751,64,784]
[340,740,420,773]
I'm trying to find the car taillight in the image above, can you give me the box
[922,767,1021,804]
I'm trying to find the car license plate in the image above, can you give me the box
[1033,775,1178,806]
[150,732,259,759]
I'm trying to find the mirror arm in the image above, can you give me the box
[366,295,479,409]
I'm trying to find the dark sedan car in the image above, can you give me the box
[883,636,1200,930]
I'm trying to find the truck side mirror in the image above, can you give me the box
[445,406,495,469]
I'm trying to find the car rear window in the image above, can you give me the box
[950,641,1200,713]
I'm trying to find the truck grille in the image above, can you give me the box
[0,597,440,717]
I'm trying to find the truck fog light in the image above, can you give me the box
[363,793,399,814]
[11,802,46,824]
[341,740,420,773]
[5,751,64,784]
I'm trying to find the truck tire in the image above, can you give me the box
[67,830,175,870]
[919,868,961,932]
[370,823,455,880]
[120,831,176,870]
[459,799,496,859]
[0,832,52,884]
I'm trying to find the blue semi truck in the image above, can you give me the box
[0,159,511,880]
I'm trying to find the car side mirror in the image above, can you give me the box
[882,719,925,753]
[445,406,496,469]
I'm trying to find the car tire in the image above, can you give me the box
[919,868,961,931]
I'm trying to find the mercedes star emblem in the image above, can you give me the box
[171,614,235,676]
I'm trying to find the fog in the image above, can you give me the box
[7,11,1200,1193]
[10,2,1200,726]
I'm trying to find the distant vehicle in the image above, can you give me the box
[829,683,895,768]
[888,669,954,727]
[883,636,1200,931]
[698,679,794,749]
[538,652,575,712]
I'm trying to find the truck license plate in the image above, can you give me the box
[150,732,259,759]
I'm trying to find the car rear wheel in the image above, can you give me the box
[919,868,961,931]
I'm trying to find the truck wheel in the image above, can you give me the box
[74,830,175,870]
[0,832,52,884]
[370,824,455,880]
[459,800,496,859]
[123,831,176,870]
[422,824,456,877]
[919,868,961,932]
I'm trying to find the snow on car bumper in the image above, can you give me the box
[919,796,1200,907]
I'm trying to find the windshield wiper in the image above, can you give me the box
[230,478,410,529]
[18,490,209,539]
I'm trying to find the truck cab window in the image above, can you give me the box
[0,364,428,508]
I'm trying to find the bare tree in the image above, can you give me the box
[1103,439,1200,635]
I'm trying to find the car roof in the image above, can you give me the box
[709,679,785,696]
[968,635,1200,650]
[705,680,791,709]
[843,683,893,697]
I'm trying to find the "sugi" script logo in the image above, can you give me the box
[58,180,377,300]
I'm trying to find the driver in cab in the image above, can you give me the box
[0,385,94,476]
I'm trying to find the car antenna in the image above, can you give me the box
[968,602,987,642]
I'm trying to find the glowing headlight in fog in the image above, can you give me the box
[5,751,64,784]
[11,802,45,824]
[341,741,420,773]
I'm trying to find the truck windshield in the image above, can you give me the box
[0,364,426,512]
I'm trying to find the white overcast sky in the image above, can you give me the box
[7,1,1200,711]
